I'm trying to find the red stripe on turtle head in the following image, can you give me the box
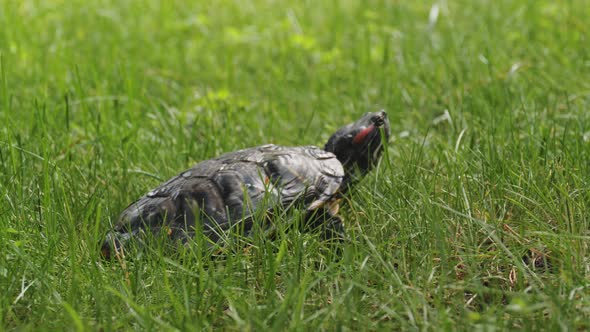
[352,125,375,145]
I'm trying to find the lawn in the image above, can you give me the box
[1,0,589,330]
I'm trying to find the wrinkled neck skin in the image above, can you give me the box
[340,146,383,193]
[329,132,387,194]
[340,167,364,194]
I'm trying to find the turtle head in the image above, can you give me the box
[324,111,390,187]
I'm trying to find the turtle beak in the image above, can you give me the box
[372,111,387,128]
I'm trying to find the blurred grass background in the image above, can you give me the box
[1,0,589,330]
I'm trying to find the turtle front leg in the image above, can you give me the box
[304,198,346,242]
[319,213,346,242]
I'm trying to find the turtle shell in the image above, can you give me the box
[102,144,344,256]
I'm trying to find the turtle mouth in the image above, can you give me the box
[371,113,386,127]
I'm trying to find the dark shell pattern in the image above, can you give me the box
[107,144,344,250]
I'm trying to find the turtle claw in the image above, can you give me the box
[320,215,346,242]
[304,204,346,243]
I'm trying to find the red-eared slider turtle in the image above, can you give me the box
[101,111,390,258]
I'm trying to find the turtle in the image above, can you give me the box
[101,111,390,259]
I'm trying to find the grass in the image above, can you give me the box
[1,0,589,330]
